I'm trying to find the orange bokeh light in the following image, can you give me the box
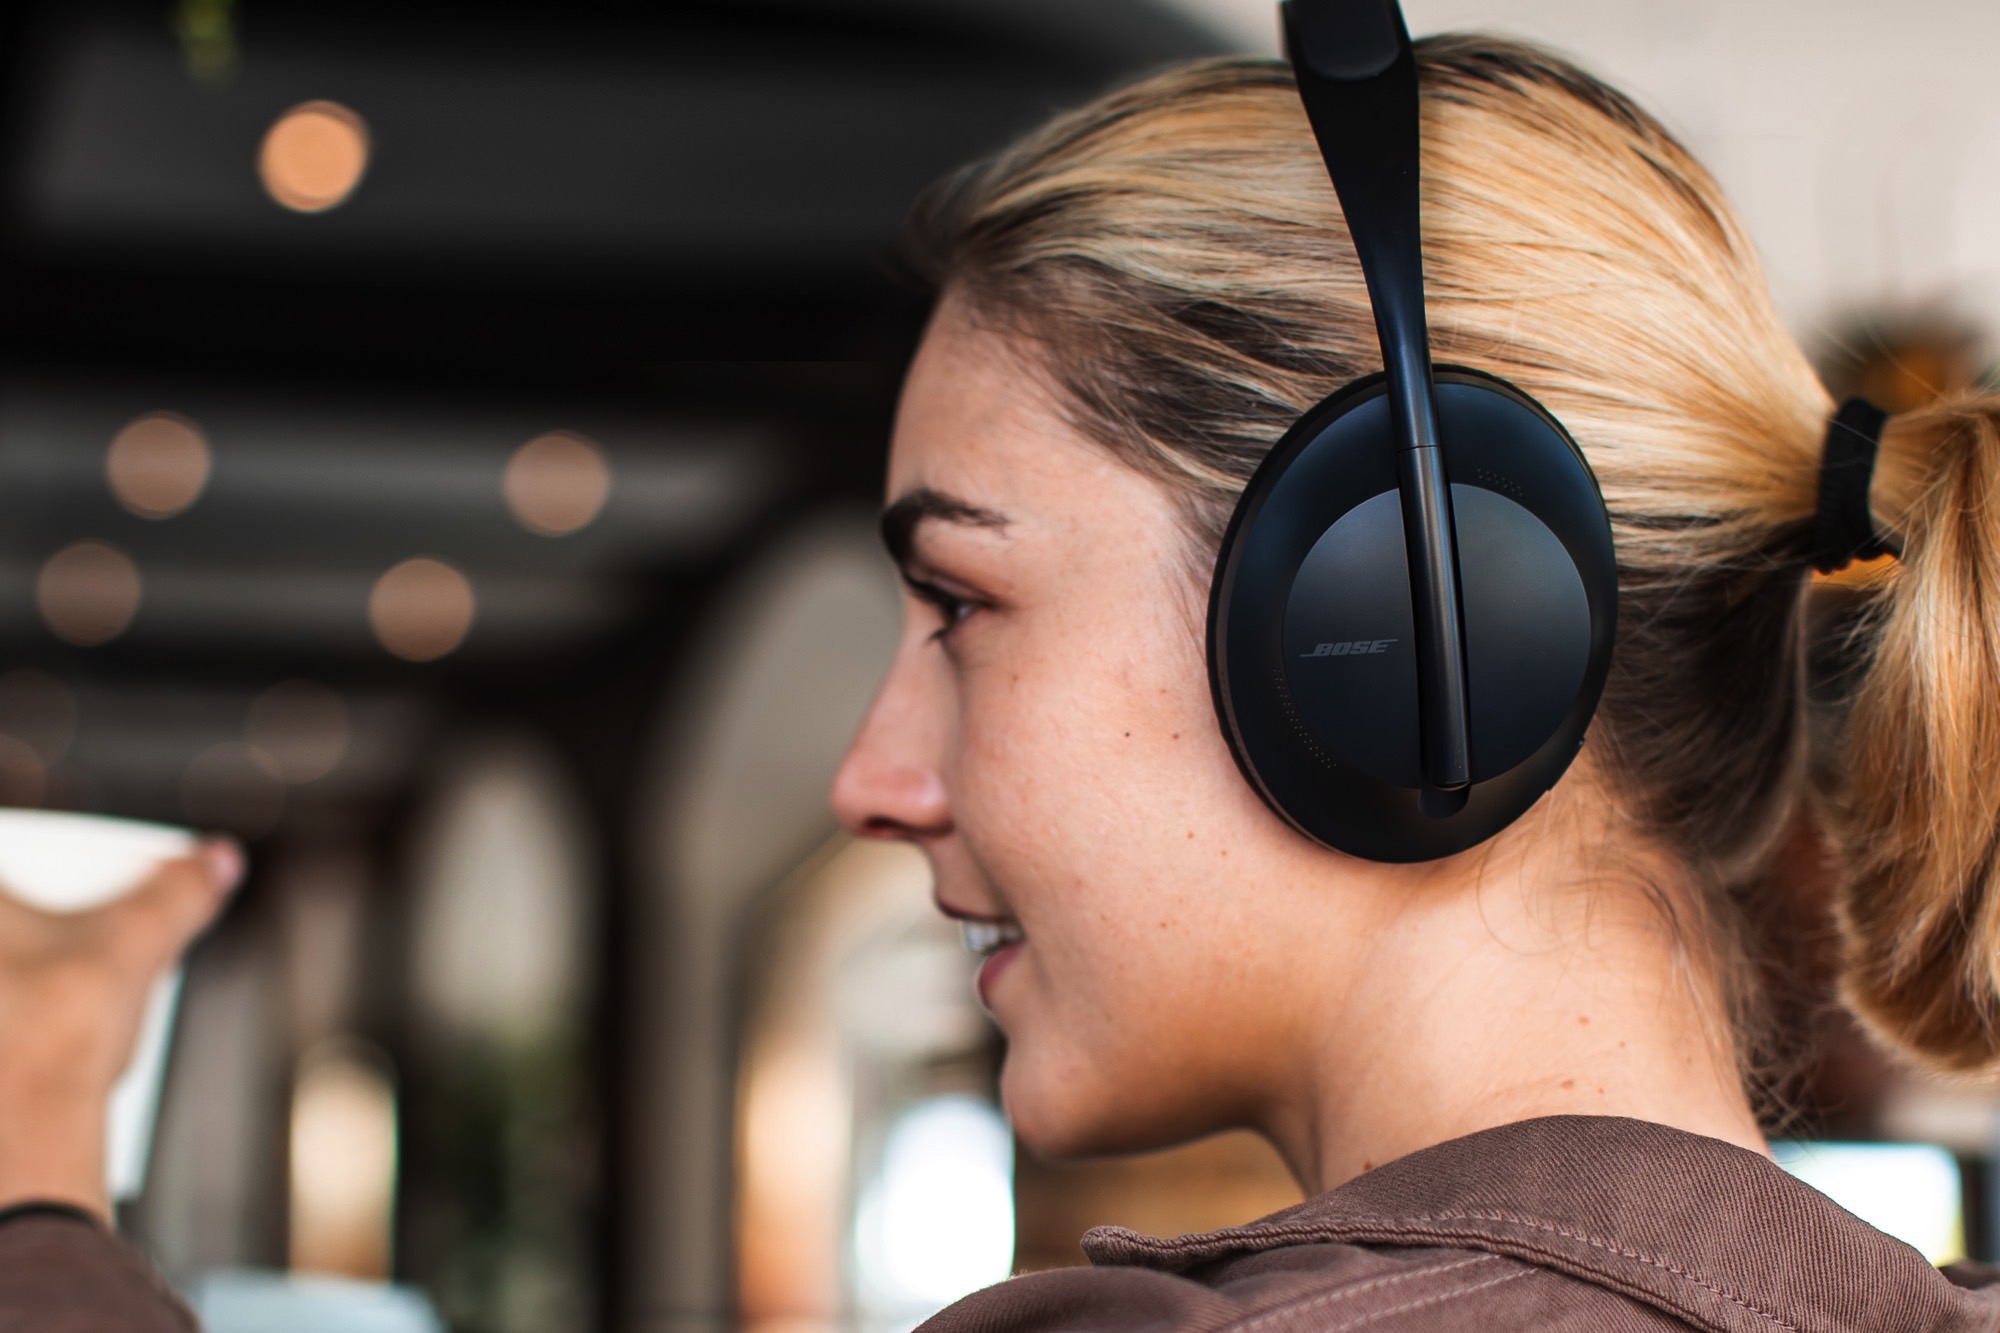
[183,740,286,838]
[369,558,476,662]
[247,679,351,784]
[503,431,612,537]
[106,411,211,518]
[259,100,371,213]
[36,541,142,646]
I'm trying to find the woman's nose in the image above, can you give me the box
[831,659,951,840]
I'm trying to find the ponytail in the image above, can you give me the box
[1830,393,2000,1071]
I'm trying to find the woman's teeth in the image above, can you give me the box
[961,920,1024,957]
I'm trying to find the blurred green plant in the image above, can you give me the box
[403,1034,597,1333]
[174,0,238,86]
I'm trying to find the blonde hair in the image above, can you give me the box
[903,40,2000,1081]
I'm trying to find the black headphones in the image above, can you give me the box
[1206,0,1619,863]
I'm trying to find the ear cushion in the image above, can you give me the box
[1207,367,1617,863]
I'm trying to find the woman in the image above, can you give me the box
[4,20,2000,1333]
[827,27,2000,1332]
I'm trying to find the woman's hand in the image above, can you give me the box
[0,842,242,1221]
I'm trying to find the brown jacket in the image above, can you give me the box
[926,1117,2000,1332]
[0,1204,193,1332]
[2,1115,1995,1330]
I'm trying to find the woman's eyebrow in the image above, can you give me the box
[880,487,1011,568]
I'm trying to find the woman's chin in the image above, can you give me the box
[999,1049,1165,1160]
[999,1042,1254,1162]
[998,1052,1106,1159]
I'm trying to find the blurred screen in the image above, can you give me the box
[1772,1141,1965,1265]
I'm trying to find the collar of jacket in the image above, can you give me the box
[1081,1114,1998,1333]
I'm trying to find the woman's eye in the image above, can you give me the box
[908,580,978,642]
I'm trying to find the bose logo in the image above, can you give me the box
[1301,639,1397,658]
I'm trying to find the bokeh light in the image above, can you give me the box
[183,740,286,838]
[36,541,142,646]
[259,100,371,213]
[246,679,351,784]
[503,431,612,536]
[106,411,212,519]
[289,1040,398,1279]
[0,735,46,808]
[853,1096,1014,1311]
[0,669,78,765]
[369,557,476,662]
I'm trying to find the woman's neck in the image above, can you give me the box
[1259,818,1769,1195]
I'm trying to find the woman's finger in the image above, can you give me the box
[103,839,244,969]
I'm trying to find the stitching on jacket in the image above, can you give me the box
[1114,1209,1798,1332]
[1412,1209,1797,1331]
[1200,1208,1800,1320]
[1326,1265,1537,1332]
[1221,1254,1500,1333]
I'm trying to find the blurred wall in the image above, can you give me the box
[1165,0,2000,352]
[630,514,902,1331]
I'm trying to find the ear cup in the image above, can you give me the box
[1207,367,1617,862]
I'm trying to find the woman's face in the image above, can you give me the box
[832,299,1382,1158]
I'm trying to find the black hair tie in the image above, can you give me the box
[1811,397,1899,574]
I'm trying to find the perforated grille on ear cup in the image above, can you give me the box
[1471,467,1526,503]
[1273,664,1340,772]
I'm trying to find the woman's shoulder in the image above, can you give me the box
[927,1238,1688,1332]
[925,1116,2000,1332]
[0,1206,193,1332]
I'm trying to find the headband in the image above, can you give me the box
[1811,398,1899,574]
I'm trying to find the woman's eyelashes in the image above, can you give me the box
[903,575,982,643]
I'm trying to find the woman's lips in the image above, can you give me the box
[976,938,1025,1009]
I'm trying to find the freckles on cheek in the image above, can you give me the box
[953,564,1216,838]
[956,664,1079,812]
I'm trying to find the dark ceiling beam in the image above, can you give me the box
[0,0,1219,817]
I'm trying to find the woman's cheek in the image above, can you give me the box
[953,636,1062,765]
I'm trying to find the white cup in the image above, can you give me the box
[187,1270,443,1333]
[0,809,204,1201]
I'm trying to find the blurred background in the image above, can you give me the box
[0,0,1995,1330]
